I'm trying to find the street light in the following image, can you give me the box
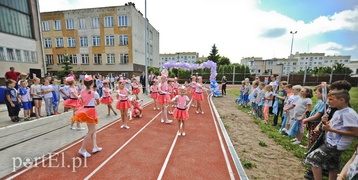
[288,31,297,83]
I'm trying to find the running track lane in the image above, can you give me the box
[6,92,241,179]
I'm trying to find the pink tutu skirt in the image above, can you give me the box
[157,94,170,105]
[193,92,204,101]
[131,107,142,115]
[100,96,113,104]
[116,100,130,110]
[63,98,82,109]
[150,92,158,99]
[190,88,195,95]
[173,108,189,120]
[132,88,140,95]
[72,107,98,124]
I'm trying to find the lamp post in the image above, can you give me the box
[288,31,297,83]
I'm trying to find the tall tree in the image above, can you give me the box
[57,54,74,79]
[333,63,352,75]
[207,44,220,63]
[218,56,231,66]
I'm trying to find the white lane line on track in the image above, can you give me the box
[84,111,162,180]
[5,119,119,180]
[207,94,235,180]
[157,133,179,180]
[6,101,153,180]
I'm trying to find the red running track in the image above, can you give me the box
[5,92,241,180]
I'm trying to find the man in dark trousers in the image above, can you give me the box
[140,71,146,94]
[148,71,155,86]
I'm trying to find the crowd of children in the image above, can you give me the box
[236,77,358,180]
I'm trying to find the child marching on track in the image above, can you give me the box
[167,78,174,114]
[190,75,197,107]
[116,78,131,129]
[150,79,159,110]
[193,76,205,114]
[157,72,172,124]
[72,75,102,158]
[171,85,190,136]
[131,77,140,100]
[63,77,84,130]
[101,80,117,116]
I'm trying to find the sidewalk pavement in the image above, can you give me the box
[0,92,153,179]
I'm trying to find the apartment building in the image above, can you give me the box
[0,0,44,84]
[40,3,159,77]
[242,52,353,76]
[159,52,198,67]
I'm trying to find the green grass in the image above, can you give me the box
[241,158,257,169]
[228,87,358,169]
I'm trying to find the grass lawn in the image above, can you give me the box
[228,87,358,170]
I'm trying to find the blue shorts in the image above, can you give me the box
[23,101,32,110]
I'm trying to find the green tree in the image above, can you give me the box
[333,63,352,75]
[207,44,220,63]
[57,54,74,79]
[218,56,231,66]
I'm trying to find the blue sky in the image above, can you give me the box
[39,0,358,62]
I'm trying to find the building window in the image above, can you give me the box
[54,20,62,30]
[93,54,102,64]
[78,18,86,29]
[57,54,64,64]
[42,21,50,31]
[56,37,64,47]
[24,50,30,62]
[319,57,323,60]
[31,51,37,62]
[80,36,88,47]
[268,61,273,65]
[120,54,129,64]
[67,37,76,47]
[68,54,77,64]
[16,49,21,61]
[119,35,128,45]
[44,38,52,48]
[105,35,114,46]
[81,54,89,64]
[293,62,296,65]
[91,17,100,28]
[106,54,115,64]
[118,16,128,27]
[66,19,74,29]
[344,60,349,62]
[92,36,100,46]
[6,48,14,61]
[46,55,53,64]
[0,47,5,61]
[104,16,113,27]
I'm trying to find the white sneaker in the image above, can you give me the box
[78,150,91,158]
[161,119,164,123]
[120,125,125,128]
[181,132,186,136]
[290,138,298,142]
[123,125,130,129]
[70,126,77,130]
[292,140,301,145]
[177,131,181,136]
[201,111,204,115]
[76,127,85,131]
[166,120,172,124]
[92,147,102,153]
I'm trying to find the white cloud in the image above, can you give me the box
[310,42,358,56]
[38,0,358,62]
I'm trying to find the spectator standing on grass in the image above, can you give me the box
[263,85,273,124]
[269,75,278,115]
[289,86,312,145]
[255,82,265,119]
[248,80,259,116]
[282,85,301,134]
[272,81,288,126]
[304,90,358,180]
[221,76,227,95]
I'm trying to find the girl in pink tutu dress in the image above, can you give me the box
[72,75,102,158]
[193,76,205,114]
[131,78,140,100]
[167,78,174,114]
[130,98,143,118]
[100,80,117,116]
[157,75,172,124]
[150,79,159,110]
[63,77,84,130]
[173,77,179,96]
[171,86,190,136]
[189,75,197,107]
[116,78,131,129]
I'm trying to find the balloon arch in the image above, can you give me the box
[162,60,222,96]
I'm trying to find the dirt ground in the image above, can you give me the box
[212,93,306,180]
